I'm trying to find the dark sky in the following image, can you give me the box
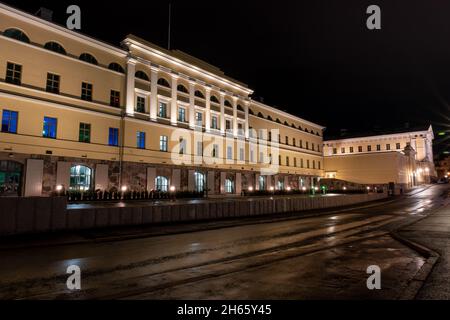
[4,0,450,155]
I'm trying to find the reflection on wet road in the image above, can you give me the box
[0,185,447,299]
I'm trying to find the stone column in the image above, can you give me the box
[170,75,178,126]
[24,159,43,196]
[172,169,181,191]
[205,88,211,132]
[188,169,195,191]
[207,171,216,195]
[220,92,225,135]
[255,173,260,190]
[232,97,238,137]
[235,172,242,195]
[126,58,137,115]
[220,171,226,194]
[244,101,250,139]
[150,66,158,121]
[189,81,196,128]
[147,167,156,191]
[284,176,290,190]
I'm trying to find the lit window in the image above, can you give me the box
[211,116,218,129]
[108,127,119,146]
[1,110,18,133]
[79,123,91,143]
[158,102,167,118]
[155,176,169,192]
[386,144,391,150]
[46,73,60,94]
[259,176,266,190]
[196,112,203,126]
[43,117,57,139]
[178,107,186,122]
[194,172,205,192]
[81,82,93,101]
[5,62,22,85]
[137,131,146,149]
[160,136,168,152]
[225,179,234,193]
[70,165,92,191]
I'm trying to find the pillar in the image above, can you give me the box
[205,88,211,132]
[189,81,196,128]
[255,173,260,190]
[220,92,225,135]
[147,167,156,191]
[220,172,226,194]
[188,169,195,191]
[126,58,137,115]
[236,172,242,195]
[24,159,43,196]
[95,164,109,191]
[232,97,238,137]
[56,161,71,190]
[207,171,216,195]
[170,75,178,125]
[244,101,250,139]
[150,66,158,121]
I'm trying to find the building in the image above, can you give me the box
[323,126,436,192]
[0,3,325,197]
[435,156,450,179]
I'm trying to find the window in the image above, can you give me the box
[211,116,218,129]
[79,53,98,65]
[386,144,391,150]
[195,90,205,99]
[313,160,316,169]
[226,120,232,131]
[268,132,272,141]
[225,179,234,193]
[238,123,243,135]
[300,140,303,148]
[318,161,321,170]
[177,84,188,93]
[157,78,171,87]
[136,96,146,113]
[239,148,244,161]
[285,136,289,145]
[79,123,91,143]
[293,138,296,146]
[277,179,284,191]
[350,147,354,153]
[197,141,203,156]
[4,28,29,43]
[43,117,57,138]
[259,176,266,191]
[5,62,22,85]
[70,165,92,191]
[81,82,93,101]
[294,158,297,167]
[227,146,233,160]
[396,143,401,150]
[358,146,363,152]
[212,144,219,158]
[155,176,169,192]
[110,90,120,107]
[367,145,372,152]
[341,147,345,154]
[45,42,66,55]
[312,143,315,151]
[194,172,205,192]
[286,156,290,166]
[225,100,232,108]
[137,131,146,149]
[108,63,124,73]
[108,127,119,146]
[195,112,203,126]
[307,159,310,169]
[377,144,381,151]
[333,148,337,155]
[250,149,254,162]
[178,107,186,122]
[259,152,264,163]
[301,158,304,168]
[211,95,220,103]
[0,160,22,196]
[135,71,149,81]
[158,102,167,118]
[179,138,186,154]
[45,73,60,94]
[306,142,309,149]
[160,136,168,152]
[1,110,18,133]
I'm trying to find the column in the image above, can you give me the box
[205,88,211,132]
[189,81,196,128]
[172,169,181,190]
[255,173,260,190]
[235,172,242,195]
[188,169,195,191]
[147,167,156,191]
[232,97,238,137]
[126,58,137,115]
[207,171,216,195]
[244,101,250,139]
[220,172,226,194]
[150,66,158,121]
[24,159,43,196]
[220,92,225,135]
[170,75,178,126]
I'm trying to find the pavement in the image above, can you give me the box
[0,184,448,300]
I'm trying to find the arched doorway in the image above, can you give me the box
[70,165,93,191]
[225,178,234,194]
[0,160,23,196]
[155,176,169,192]
[194,171,205,192]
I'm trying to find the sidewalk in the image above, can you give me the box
[398,197,450,299]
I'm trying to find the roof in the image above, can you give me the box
[324,125,433,142]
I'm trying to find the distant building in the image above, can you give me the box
[323,126,436,193]
[436,156,450,179]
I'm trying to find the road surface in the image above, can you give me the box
[0,185,447,300]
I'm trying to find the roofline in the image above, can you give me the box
[324,125,434,143]
[123,35,254,96]
[250,100,326,131]
[0,2,127,57]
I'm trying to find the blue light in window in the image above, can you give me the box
[109,127,119,146]
[1,110,18,133]
[43,116,57,138]
[137,131,145,149]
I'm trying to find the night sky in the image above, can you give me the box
[3,0,450,156]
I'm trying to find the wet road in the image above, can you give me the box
[0,185,448,300]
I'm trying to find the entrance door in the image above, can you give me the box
[0,160,23,196]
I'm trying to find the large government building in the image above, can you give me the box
[0,3,325,196]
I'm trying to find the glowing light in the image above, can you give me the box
[121,186,128,192]
[170,186,176,192]
[366,186,371,190]
[286,186,292,191]
[343,186,347,191]
[56,185,63,192]
[302,187,307,191]
[269,186,275,191]
[248,186,254,192]
[314,187,319,191]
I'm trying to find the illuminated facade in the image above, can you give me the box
[0,4,324,196]
[323,126,436,191]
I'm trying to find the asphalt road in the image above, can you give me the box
[0,185,448,300]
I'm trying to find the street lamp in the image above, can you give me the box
[248,186,254,192]
[286,186,292,191]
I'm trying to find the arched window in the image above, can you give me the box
[155,176,169,192]
[225,179,234,194]
[249,109,254,115]
[195,90,205,99]
[305,128,309,133]
[108,62,124,73]
[276,118,281,124]
[267,116,273,121]
[257,112,264,118]
[157,78,171,88]
[210,95,219,103]
[291,123,296,128]
[135,71,149,81]
[237,105,244,112]
[284,121,289,126]
[194,172,205,193]
[258,175,266,191]
[177,84,188,93]
[3,28,30,43]
[79,53,98,65]
[0,160,23,196]
[224,100,232,107]
[70,165,92,191]
[44,41,66,55]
